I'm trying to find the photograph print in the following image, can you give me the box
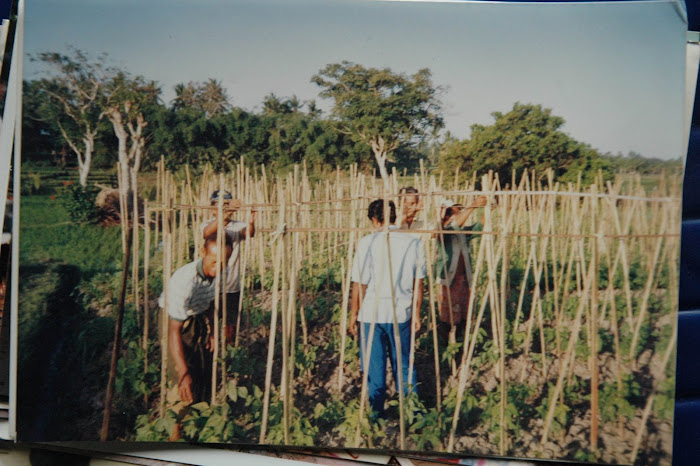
[18,0,685,464]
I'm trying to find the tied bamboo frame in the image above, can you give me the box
[120,160,678,462]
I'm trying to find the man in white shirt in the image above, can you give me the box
[349,199,426,420]
[159,232,233,440]
[200,190,256,341]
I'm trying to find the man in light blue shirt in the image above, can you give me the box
[349,199,426,419]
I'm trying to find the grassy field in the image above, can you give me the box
[18,193,127,440]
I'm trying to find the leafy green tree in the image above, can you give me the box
[312,61,443,190]
[172,79,230,117]
[23,79,64,164]
[438,102,611,186]
[32,49,114,185]
[603,151,682,175]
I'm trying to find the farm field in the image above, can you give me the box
[18,163,679,465]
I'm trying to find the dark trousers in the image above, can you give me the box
[168,312,213,407]
[359,320,417,418]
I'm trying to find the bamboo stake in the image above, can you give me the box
[629,322,677,463]
[143,204,151,402]
[100,221,133,441]
[590,186,599,454]
[260,187,285,444]
[159,172,172,418]
[132,167,141,330]
[541,250,595,446]
[210,174,225,406]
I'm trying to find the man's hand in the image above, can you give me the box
[216,199,242,222]
[349,315,358,338]
[414,315,422,333]
[178,372,194,404]
[470,195,488,209]
[206,332,216,351]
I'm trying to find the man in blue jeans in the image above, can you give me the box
[349,199,425,420]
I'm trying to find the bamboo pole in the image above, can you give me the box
[541,250,595,446]
[629,321,677,463]
[143,204,151,403]
[159,172,172,418]
[260,186,285,444]
[210,174,225,406]
[100,204,134,441]
[590,186,600,454]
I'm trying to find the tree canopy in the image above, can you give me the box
[312,61,443,189]
[31,49,114,185]
[437,103,612,186]
[26,52,668,186]
[173,79,231,117]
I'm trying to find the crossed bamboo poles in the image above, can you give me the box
[110,159,679,463]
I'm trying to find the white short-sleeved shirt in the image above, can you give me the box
[200,218,247,293]
[351,226,426,324]
[158,260,218,321]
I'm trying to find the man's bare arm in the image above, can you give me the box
[168,318,193,403]
[244,209,257,239]
[349,282,366,337]
[413,278,424,332]
[202,210,233,239]
[453,196,488,228]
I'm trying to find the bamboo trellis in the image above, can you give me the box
[122,160,679,463]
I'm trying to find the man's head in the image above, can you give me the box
[398,186,420,223]
[210,190,233,206]
[368,199,397,226]
[201,232,234,278]
[440,199,463,225]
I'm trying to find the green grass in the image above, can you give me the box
[18,193,127,440]
[20,194,123,278]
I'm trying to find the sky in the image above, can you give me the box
[24,0,688,159]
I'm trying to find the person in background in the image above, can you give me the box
[435,196,488,342]
[397,186,422,231]
[349,199,426,420]
[200,190,257,342]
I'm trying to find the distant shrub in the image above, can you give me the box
[62,184,101,224]
[20,172,42,195]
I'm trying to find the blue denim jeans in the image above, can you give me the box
[359,320,417,418]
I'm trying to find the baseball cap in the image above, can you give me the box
[210,190,233,203]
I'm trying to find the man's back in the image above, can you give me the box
[352,227,426,324]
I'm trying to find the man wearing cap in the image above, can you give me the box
[201,190,257,342]
[160,232,233,440]
[349,199,425,420]
[435,196,487,341]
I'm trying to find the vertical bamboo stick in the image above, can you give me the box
[260,187,285,444]
[143,204,151,391]
[159,172,172,418]
[210,174,225,406]
[590,186,599,454]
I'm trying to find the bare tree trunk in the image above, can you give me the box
[58,123,96,187]
[78,134,94,187]
[106,106,131,195]
[370,137,391,193]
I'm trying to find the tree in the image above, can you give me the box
[103,72,161,196]
[23,79,63,164]
[437,102,612,186]
[172,82,198,111]
[32,49,113,185]
[312,61,443,190]
[172,79,230,117]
